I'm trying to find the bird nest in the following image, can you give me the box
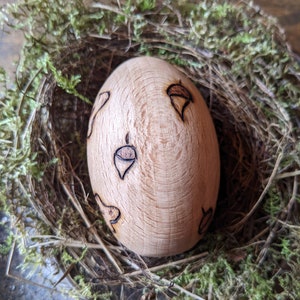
[4,1,300,299]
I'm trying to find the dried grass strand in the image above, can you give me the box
[124,252,209,277]
[257,175,299,264]
[226,151,284,233]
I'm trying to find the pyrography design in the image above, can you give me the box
[114,133,137,180]
[95,193,121,233]
[198,207,213,235]
[166,82,193,121]
[87,91,110,138]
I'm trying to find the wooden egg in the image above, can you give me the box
[87,56,220,257]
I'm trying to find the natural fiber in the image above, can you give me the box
[2,0,299,299]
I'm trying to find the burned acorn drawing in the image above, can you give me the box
[114,133,137,180]
[87,56,220,257]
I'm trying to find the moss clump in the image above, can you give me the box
[1,0,299,299]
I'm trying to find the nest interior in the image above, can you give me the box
[19,1,299,298]
[30,36,295,290]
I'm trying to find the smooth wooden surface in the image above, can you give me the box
[87,57,220,257]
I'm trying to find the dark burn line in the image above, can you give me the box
[114,145,137,180]
[198,207,213,235]
[87,91,110,138]
[166,83,193,122]
[125,132,130,144]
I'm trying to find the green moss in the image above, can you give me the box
[174,254,280,299]
[0,226,13,256]
[45,54,91,104]
[263,187,282,217]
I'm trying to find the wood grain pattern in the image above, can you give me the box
[87,57,220,257]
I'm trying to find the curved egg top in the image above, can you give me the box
[87,56,220,257]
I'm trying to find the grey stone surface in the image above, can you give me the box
[0,213,74,300]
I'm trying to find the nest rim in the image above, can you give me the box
[5,0,298,298]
